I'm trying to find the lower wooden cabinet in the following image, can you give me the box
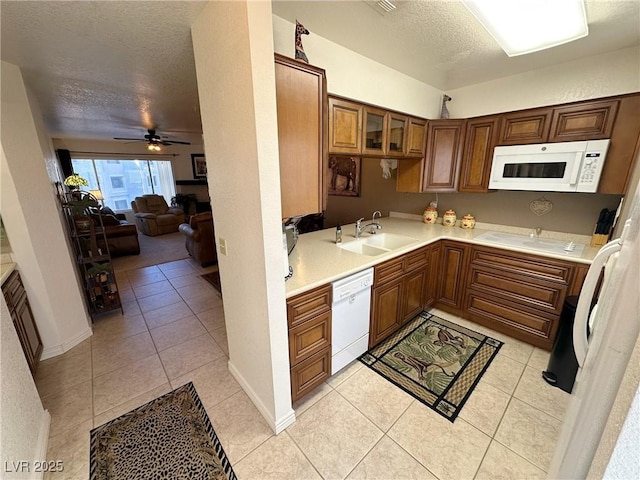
[369,246,430,347]
[2,270,43,374]
[436,241,471,314]
[287,284,332,403]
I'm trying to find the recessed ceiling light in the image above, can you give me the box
[462,0,589,57]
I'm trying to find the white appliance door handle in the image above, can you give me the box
[569,152,583,184]
[573,239,622,366]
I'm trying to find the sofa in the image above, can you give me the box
[131,194,184,236]
[91,209,140,257]
[178,212,217,267]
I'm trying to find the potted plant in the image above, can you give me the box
[87,262,112,283]
[63,174,89,191]
[68,193,99,232]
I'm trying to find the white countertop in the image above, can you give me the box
[285,217,600,298]
[1,262,16,284]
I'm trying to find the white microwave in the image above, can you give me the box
[488,139,610,193]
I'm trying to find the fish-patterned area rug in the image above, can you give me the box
[360,311,503,422]
[90,382,236,480]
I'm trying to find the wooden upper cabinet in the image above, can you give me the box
[387,113,408,157]
[422,119,466,192]
[362,106,388,156]
[328,97,362,154]
[498,108,552,145]
[405,117,428,157]
[599,94,640,194]
[275,55,326,219]
[549,99,619,143]
[459,115,500,193]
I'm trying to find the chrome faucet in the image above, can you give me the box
[355,211,383,238]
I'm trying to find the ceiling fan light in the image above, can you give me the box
[147,143,161,152]
[462,0,588,57]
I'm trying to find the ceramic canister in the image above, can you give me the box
[461,214,476,229]
[422,206,438,224]
[442,209,457,227]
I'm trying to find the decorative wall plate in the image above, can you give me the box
[530,197,553,216]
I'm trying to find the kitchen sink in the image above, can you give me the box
[338,233,419,256]
[475,231,585,256]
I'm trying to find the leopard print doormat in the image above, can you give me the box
[90,382,236,480]
[360,312,503,422]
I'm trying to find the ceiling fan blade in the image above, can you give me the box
[113,137,146,141]
[165,140,191,145]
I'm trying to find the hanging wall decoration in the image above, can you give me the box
[440,94,452,119]
[530,196,553,216]
[328,156,361,197]
[295,20,310,63]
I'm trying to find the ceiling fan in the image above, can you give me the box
[114,129,191,151]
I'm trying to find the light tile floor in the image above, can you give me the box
[38,259,569,479]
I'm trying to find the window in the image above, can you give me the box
[71,158,176,211]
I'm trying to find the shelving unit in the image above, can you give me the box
[60,190,123,319]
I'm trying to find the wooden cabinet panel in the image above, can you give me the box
[374,256,405,286]
[406,117,428,157]
[290,347,331,403]
[459,115,500,193]
[499,108,552,145]
[468,265,566,315]
[598,94,640,194]
[287,284,331,328]
[465,292,556,349]
[436,241,470,312]
[549,99,619,142]
[2,270,42,373]
[275,55,326,218]
[422,120,465,192]
[370,277,404,347]
[362,106,388,156]
[568,263,590,297]
[424,242,441,307]
[328,97,363,154]
[405,245,429,272]
[403,269,427,323]
[288,311,331,366]
[470,247,573,283]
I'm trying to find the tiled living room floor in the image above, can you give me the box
[37,258,569,479]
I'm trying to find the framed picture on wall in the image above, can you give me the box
[327,155,361,197]
[191,154,207,179]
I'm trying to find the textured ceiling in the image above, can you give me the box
[1,1,638,143]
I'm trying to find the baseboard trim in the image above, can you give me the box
[40,326,93,360]
[227,360,296,434]
[33,409,51,478]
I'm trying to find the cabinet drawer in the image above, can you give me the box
[465,291,557,347]
[470,246,572,284]
[468,265,566,315]
[405,245,429,272]
[2,270,24,311]
[287,284,332,328]
[374,256,405,286]
[289,311,331,366]
[290,346,331,403]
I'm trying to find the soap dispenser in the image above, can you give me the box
[336,224,342,244]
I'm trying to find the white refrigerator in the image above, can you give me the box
[548,182,640,479]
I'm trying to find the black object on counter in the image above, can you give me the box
[542,296,585,393]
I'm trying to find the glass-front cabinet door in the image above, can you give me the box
[387,113,408,156]
[362,106,388,156]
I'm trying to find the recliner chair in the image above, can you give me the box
[130,194,184,236]
[178,212,217,267]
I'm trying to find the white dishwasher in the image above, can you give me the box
[331,267,374,374]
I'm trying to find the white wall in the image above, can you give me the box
[447,46,640,117]
[1,62,90,359]
[272,15,443,119]
[0,295,50,480]
[192,1,294,433]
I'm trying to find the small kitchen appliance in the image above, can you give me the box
[489,139,610,192]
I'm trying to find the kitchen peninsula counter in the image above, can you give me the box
[285,215,600,298]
